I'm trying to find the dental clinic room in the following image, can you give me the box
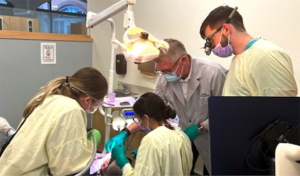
[1,0,300,175]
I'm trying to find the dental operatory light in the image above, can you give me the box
[202,6,238,56]
[112,27,169,64]
[86,0,168,64]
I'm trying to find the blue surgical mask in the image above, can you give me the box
[163,65,184,83]
[213,29,233,58]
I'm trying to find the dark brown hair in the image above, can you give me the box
[133,92,176,122]
[200,5,246,39]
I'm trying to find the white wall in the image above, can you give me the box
[88,0,300,91]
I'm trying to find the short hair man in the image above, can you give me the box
[200,5,297,96]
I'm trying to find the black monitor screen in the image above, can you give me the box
[208,96,300,175]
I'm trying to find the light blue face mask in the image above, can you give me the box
[163,64,184,83]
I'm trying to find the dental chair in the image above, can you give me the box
[275,143,300,175]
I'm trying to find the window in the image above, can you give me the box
[28,20,33,32]
[38,2,50,10]
[0,0,7,4]
[0,0,12,7]
[36,0,87,34]
[0,17,2,30]
[37,0,86,14]
[59,5,85,15]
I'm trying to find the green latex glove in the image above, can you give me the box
[184,124,200,140]
[87,129,101,144]
[111,144,129,168]
[130,149,138,159]
[105,131,128,152]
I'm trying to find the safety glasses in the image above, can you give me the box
[203,25,223,56]
[155,55,183,75]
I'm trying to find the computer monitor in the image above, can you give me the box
[208,96,300,175]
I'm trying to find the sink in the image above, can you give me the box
[113,89,139,97]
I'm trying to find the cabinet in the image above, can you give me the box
[9,16,21,31]
[0,15,10,30]
[0,15,40,32]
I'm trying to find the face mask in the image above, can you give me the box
[85,99,101,114]
[137,117,151,132]
[163,65,184,83]
[213,29,233,58]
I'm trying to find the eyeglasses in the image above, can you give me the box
[203,25,223,55]
[90,97,103,107]
[71,86,103,106]
[206,25,223,42]
[155,55,183,75]
[133,115,144,124]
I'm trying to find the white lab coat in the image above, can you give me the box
[0,95,93,176]
[155,56,227,173]
[223,39,298,96]
[122,126,193,176]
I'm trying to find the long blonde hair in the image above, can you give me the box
[23,67,108,117]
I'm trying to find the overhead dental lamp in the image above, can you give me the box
[86,0,169,64]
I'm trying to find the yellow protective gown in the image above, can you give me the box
[0,95,93,176]
[222,39,298,96]
[122,126,193,176]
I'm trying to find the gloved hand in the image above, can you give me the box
[87,129,101,144]
[184,124,200,140]
[130,149,138,159]
[0,117,15,137]
[111,144,129,168]
[105,131,128,152]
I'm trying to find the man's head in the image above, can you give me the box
[200,5,245,39]
[199,6,246,55]
[155,38,191,81]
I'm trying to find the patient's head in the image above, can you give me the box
[100,158,132,176]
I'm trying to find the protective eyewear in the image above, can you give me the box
[155,55,183,75]
[71,86,103,106]
[203,25,223,56]
[133,115,143,125]
[90,97,103,107]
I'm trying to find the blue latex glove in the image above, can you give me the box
[130,149,138,159]
[105,131,128,152]
[111,144,129,168]
[184,124,200,140]
[87,129,101,144]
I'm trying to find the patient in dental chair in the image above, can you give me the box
[101,158,132,176]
